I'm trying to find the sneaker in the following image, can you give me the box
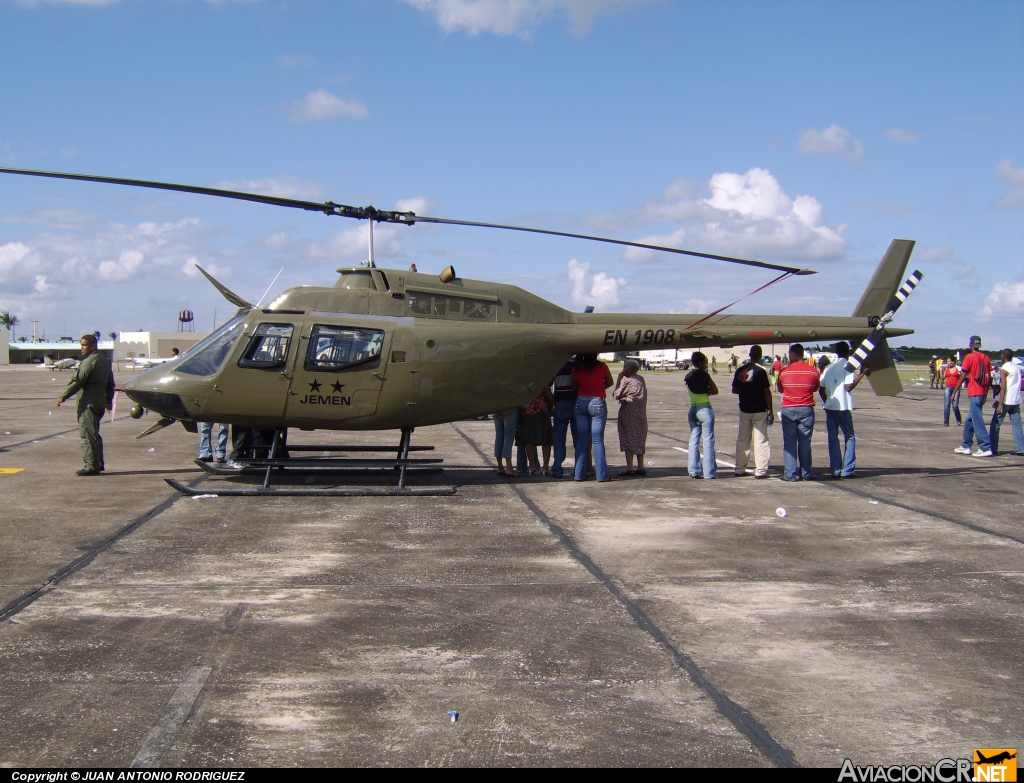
[198,455,213,462]
[224,460,245,470]
[972,450,993,457]
[214,456,226,464]
[953,446,972,455]
[1012,452,1024,456]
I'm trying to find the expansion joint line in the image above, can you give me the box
[449,423,799,768]
[0,474,208,623]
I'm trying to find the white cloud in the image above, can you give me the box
[97,249,144,282]
[402,0,654,37]
[309,224,403,262]
[0,242,34,280]
[0,217,214,302]
[980,278,1024,317]
[567,258,625,310]
[621,227,686,263]
[288,90,368,123]
[994,159,1024,209]
[697,168,846,260]
[798,124,864,158]
[612,168,847,262]
[997,159,1024,186]
[918,246,954,263]
[213,175,329,201]
[395,196,435,215]
[882,128,921,143]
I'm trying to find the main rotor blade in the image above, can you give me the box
[0,166,342,215]
[0,166,816,275]
[410,215,816,276]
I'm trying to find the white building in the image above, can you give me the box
[114,331,210,363]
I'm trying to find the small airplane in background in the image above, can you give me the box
[123,356,176,370]
[39,357,79,371]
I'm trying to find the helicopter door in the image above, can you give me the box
[206,321,296,423]
[286,320,392,424]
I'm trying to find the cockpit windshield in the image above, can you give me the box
[177,315,246,377]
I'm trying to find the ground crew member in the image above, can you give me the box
[56,334,115,476]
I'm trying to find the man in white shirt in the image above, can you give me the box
[991,350,1024,455]
[819,341,870,478]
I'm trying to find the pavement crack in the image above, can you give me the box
[449,422,800,768]
[0,474,208,624]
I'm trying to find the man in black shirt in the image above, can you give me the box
[732,345,774,478]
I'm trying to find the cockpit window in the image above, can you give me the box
[176,315,246,377]
[238,323,293,369]
[305,325,384,371]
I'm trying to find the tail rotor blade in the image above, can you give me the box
[846,269,923,373]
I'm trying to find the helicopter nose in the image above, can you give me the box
[123,372,192,420]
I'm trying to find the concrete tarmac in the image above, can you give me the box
[0,365,1020,767]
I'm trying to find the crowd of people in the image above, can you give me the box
[491,341,877,482]
[947,336,1024,457]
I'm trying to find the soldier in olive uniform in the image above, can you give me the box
[56,334,115,476]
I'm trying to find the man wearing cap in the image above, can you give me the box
[954,335,993,457]
[56,334,115,476]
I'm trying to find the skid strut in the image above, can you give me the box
[168,427,456,497]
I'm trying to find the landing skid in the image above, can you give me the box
[194,460,445,477]
[166,478,455,497]
[171,428,456,497]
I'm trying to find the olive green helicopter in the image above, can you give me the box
[0,167,922,496]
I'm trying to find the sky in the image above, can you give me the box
[0,0,1022,348]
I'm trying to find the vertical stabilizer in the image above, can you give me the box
[852,239,916,318]
[853,240,916,397]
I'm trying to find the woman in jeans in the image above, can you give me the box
[493,408,518,476]
[943,357,962,426]
[571,353,613,482]
[684,351,719,479]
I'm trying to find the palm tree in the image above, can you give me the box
[108,331,117,341]
[0,311,18,342]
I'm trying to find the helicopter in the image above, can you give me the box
[0,167,922,496]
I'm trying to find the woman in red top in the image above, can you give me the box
[571,354,613,482]
[943,357,962,426]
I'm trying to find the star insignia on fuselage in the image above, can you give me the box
[308,379,322,392]
[331,381,344,393]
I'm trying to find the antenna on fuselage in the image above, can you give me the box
[255,267,285,309]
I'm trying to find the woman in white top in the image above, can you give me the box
[990,349,1024,455]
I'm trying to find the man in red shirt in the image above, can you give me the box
[778,343,820,480]
[954,335,993,456]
